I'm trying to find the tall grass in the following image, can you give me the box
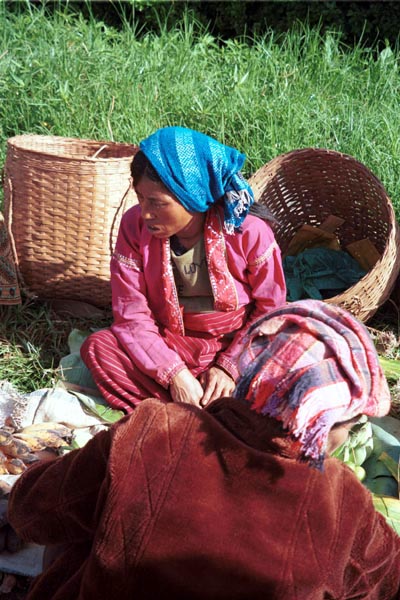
[1,3,400,390]
[0,301,61,391]
[1,5,400,200]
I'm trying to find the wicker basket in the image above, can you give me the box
[3,135,138,307]
[249,148,400,322]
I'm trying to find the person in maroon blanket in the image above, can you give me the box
[8,300,400,599]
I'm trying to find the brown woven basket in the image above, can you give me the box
[249,148,400,322]
[3,135,138,307]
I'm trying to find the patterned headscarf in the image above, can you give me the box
[234,300,391,468]
[139,126,254,234]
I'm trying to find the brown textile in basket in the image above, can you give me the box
[0,212,20,305]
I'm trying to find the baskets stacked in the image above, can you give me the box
[3,135,138,308]
[249,148,400,323]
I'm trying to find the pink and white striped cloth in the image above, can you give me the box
[234,299,391,468]
[81,306,248,413]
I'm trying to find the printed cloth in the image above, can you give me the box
[0,212,20,304]
[139,126,254,234]
[234,299,391,468]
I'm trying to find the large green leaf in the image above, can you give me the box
[332,416,373,467]
[372,494,400,535]
[67,329,92,354]
[58,352,98,391]
[378,452,400,483]
[362,424,400,497]
[70,390,124,424]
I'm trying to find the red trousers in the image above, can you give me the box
[81,328,231,414]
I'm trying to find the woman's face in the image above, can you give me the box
[134,176,204,240]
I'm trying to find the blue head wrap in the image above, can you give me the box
[139,126,254,233]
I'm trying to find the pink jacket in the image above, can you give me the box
[110,205,286,387]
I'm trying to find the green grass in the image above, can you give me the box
[1,5,400,197]
[0,300,64,392]
[1,3,400,391]
[0,298,112,393]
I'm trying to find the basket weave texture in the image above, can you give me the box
[4,135,138,307]
[249,148,400,323]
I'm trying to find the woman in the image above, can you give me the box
[8,300,400,599]
[81,126,286,412]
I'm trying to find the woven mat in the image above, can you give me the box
[0,213,20,305]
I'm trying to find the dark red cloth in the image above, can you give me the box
[8,399,400,599]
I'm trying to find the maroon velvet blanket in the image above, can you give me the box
[8,398,400,599]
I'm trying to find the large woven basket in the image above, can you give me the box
[3,135,138,307]
[249,148,400,323]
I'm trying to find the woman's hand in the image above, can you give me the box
[170,369,204,407]
[199,367,235,407]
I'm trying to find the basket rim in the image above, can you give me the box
[249,146,390,197]
[251,145,379,164]
[249,146,395,222]
[6,134,137,162]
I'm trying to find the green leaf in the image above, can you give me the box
[372,494,400,535]
[67,329,92,354]
[70,390,124,424]
[58,352,98,391]
[332,417,373,466]
[362,424,400,498]
[378,452,400,483]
